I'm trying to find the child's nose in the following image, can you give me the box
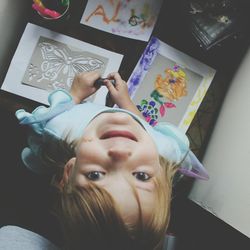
[108,148,132,161]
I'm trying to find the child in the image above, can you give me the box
[16,71,208,250]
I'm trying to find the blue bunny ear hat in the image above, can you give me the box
[16,89,209,180]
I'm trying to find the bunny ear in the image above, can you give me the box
[145,122,209,180]
[179,151,209,180]
[16,89,74,127]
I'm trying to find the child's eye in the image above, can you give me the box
[85,171,105,181]
[132,172,151,181]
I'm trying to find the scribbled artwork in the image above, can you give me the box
[22,36,108,92]
[80,0,163,41]
[1,23,123,105]
[136,65,187,126]
[128,37,216,132]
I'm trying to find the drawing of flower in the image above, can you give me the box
[150,89,176,117]
[148,65,186,119]
[155,64,187,101]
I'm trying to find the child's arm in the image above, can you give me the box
[104,72,143,118]
[70,71,101,104]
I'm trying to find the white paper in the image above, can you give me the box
[189,47,250,238]
[80,0,163,41]
[127,37,216,132]
[1,23,123,105]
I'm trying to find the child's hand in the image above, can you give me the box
[70,71,101,103]
[104,72,144,118]
[104,72,132,108]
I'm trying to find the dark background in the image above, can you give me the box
[0,0,249,249]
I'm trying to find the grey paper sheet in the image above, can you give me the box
[22,36,108,92]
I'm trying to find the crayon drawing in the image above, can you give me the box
[81,0,163,41]
[22,36,108,92]
[128,37,216,132]
[1,23,123,105]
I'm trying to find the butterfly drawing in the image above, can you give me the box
[25,37,106,91]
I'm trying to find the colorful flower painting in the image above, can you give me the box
[135,64,189,127]
[127,37,216,132]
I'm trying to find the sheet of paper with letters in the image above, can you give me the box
[1,23,123,105]
[81,0,163,41]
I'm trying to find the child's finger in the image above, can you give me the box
[83,71,101,83]
[89,71,101,81]
[107,72,122,82]
[107,72,116,78]
[104,79,117,94]
[90,71,101,79]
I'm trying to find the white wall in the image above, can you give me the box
[0,0,29,83]
[189,46,250,238]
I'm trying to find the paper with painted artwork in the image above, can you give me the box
[127,37,216,132]
[1,23,123,105]
[80,0,163,41]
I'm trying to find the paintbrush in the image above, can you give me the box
[94,78,116,107]
[94,78,116,88]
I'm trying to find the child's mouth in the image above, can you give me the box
[100,130,137,141]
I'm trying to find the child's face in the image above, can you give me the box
[70,112,162,223]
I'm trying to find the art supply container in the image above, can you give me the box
[32,0,70,20]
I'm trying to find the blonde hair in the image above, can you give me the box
[43,138,177,249]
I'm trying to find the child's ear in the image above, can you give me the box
[58,157,76,189]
